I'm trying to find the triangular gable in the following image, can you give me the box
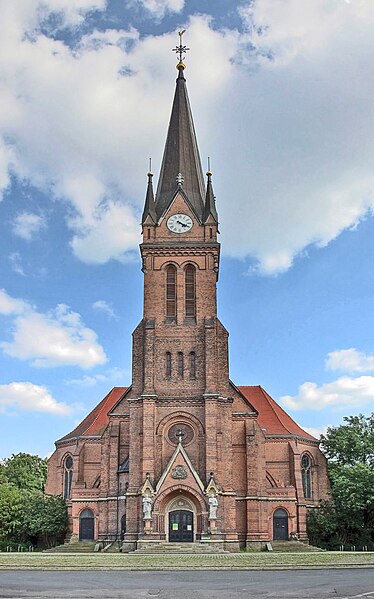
[156,442,205,493]
[158,188,202,225]
[108,385,133,416]
[229,380,258,414]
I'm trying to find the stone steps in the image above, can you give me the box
[44,541,96,553]
[134,542,229,554]
[269,541,323,553]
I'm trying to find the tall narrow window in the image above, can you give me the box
[166,265,177,319]
[189,351,196,379]
[165,351,172,378]
[301,454,312,498]
[178,352,184,377]
[185,265,196,318]
[63,455,73,500]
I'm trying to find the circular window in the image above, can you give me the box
[65,455,73,470]
[301,454,311,469]
[168,423,194,445]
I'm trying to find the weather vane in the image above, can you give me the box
[172,30,190,63]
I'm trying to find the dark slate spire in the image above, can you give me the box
[203,170,218,223]
[155,63,205,220]
[142,172,157,224]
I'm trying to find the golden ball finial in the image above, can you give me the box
[176,60,185,71]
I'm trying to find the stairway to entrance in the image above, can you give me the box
[270,540,324,552]
[134,542,229,554]
[44,541,97,553]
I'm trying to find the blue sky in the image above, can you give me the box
[1,0,374,458]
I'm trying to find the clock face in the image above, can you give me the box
[167,213,193,234]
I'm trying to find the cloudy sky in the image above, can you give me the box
[1,0,374,458]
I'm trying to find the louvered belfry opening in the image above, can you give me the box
[166,265,177,318]
[185,264,196,318]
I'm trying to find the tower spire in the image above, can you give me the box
[155,32,205,221]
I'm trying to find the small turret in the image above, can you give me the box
[203,170,218,223]
[141,171,157,225]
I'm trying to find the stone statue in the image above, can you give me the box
[142,494,153,520]
[208,495,218,519]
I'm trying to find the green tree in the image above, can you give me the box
[308,413,374,549]
[0,482,22,540]
[2,453,47,492]
[18,493,68,548]
[0,453,67,548]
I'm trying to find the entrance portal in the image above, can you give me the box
[79,508,94,541]
[169,510,193,542]
[273,508,288,541]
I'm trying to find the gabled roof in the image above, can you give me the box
[155,67,205,220]
[57,385,314,444]
[57,387,127,444]
[239,386,315,440]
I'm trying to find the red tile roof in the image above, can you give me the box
[239,386,315,439]
[57,384,314,444]
[58,387,127,443]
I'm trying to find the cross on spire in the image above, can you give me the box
[172,30,190,65]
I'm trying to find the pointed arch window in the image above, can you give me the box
[63,455,73,500]
[165,351,172,378]
[301,453,312,498]
[166,265,177,319]
[189,351,196,379]
[185,264,196,318]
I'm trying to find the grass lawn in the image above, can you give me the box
[0,552,374,570]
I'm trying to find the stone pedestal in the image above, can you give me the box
[143,519,152,534]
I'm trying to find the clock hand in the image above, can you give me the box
[177,220,188,227]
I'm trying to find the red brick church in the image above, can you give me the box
[46,42,329,551]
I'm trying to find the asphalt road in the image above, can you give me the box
[0,569,373,598]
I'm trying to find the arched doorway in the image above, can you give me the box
[169,510,194,542]
[273,508,289,541]
[79,508,94,541]
[166,496,196,542]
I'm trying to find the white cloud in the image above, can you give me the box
[70,200,140,264]
[8,253,26,277]
[0,382,71,415]
[12,212,46,240]
[212,0,374,273]
[0,289,28,315]
[326,348,374,373]
[129,0,184,19]
[280,376,374,411]
[301,425,330,440]
[92,300,117,319]
[0,289,107,369]
[65,366,129,387]
[1,2,374,272]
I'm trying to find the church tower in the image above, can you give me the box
[46,35,329,552]
[121,40,244,550]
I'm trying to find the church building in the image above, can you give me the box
[46,39,329,551]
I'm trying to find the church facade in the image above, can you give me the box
[46,50,329,551]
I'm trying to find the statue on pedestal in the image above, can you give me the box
[208,495,218,520]
[142,494,153,520]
